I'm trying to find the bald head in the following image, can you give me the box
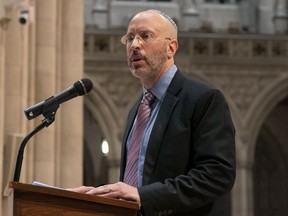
[128,10,178,40]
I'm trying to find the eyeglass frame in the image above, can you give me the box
[120,31,171,45]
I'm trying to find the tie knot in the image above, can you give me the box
[142,92,155,106]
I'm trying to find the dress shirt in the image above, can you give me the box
[126,64,177,187]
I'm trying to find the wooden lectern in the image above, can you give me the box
[9,182,140,216]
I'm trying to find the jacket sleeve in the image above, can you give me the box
[138,89,236,216]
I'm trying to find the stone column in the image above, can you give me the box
[232,134,254,216]
[1,0,84,213]
[91,0,109,29]
[33,0,83,188]
[1,1,33,214]
[55,0,84,187]
[258,0,276,34]
[238,0,257,33]
[32,0,59,185]
[181,0,200,31]
[0,16,9,216]
[274,0,288,33]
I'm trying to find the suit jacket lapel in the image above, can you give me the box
[142,71,185,185]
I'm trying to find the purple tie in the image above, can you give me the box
[123,91,155,187]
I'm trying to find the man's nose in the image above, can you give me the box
[130,36,141,47]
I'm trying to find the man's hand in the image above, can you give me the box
[67,182,140,203]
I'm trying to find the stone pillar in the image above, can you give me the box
[232,134,254,216]
[55,0,84,187]
[91,0,109,29]
[0,16,9,216]
[1,0,84,213]
[1,1,33,214]
[274,0,288,34]
[2,0,33,183]
[181,0,200,31]
[239,0,257,33]
[32,0,59,185]
[33,0,83,188]
[258,0,276,34]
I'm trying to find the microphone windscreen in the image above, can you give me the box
[74,78,93,96]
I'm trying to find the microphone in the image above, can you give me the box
[24,78,93,120]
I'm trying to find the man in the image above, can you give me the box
[71,10,236,216]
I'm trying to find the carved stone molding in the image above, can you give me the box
[86,68,141,113]
[85,30,288,66]
[192,65,282,117]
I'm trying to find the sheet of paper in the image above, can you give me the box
[32,181,63,190]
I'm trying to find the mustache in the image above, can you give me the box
[129,50,141,57]
[128,50,146,62]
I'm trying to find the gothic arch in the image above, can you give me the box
[84,81,122,159]
[245,74,288,162]
[84,76,144,159]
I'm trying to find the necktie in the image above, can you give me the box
[123,91,155,187]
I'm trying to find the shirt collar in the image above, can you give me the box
[143,64,177,102]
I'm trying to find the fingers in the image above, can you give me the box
[66,186,95,193]
[67,182,140,203]
[86,184,112,195]
[86,182,140,202]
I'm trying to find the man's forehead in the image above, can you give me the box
[127,21,156,31]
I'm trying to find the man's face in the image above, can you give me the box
[123,14,170,80]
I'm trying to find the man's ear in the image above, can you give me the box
[167,39,178,58]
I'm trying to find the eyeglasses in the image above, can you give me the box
[121,31,171,45]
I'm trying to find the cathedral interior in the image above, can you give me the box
[1,0,288,215]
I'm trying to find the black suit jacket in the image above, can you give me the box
[120,70,236,216]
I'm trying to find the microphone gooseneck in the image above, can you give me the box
[13,78,93,182]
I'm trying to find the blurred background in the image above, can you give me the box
[1,0,288,215]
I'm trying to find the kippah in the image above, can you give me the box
[153,9,178,30]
